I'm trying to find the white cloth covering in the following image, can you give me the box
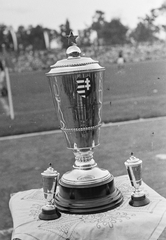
[9,175,166,240]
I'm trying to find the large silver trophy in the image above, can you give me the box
[46,32,123,214]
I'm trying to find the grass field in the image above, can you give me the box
[0,59,166,239]
[0,59,166,136]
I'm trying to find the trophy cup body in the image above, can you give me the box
[48,70,102,152]
[46,34,123,213]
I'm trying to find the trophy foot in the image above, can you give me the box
[129,194,150,207]
[39,207,61,220]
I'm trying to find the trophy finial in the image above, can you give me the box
[67,31,78,46]
[66,31,81,58]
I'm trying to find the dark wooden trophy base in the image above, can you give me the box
[55,173,123,214]
[129,194,150,207]
[39,208,61,220]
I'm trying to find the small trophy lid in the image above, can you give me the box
[46,32,104,76]
[126,153,142,164]
[41,163,58,177]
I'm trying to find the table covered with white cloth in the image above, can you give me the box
[9,175,166,240]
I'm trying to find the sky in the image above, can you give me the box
[0,0,165,33]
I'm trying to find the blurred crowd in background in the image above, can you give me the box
[0,3,166,72]
[6,41,166,72]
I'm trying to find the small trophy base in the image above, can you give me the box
[39,207,61,220]
[55,168,123,214]
[129,194,150,207]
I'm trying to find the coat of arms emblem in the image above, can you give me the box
[76,76,92,98]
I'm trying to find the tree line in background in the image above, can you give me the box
[0,2,166,52]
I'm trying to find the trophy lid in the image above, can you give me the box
[46,32,105,76]
[125,153,142,165]
[41,163,58,177]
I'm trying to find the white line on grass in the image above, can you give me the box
[0,116,166,142]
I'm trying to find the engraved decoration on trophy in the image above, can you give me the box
[124,153,150,207]
[39,163,61,220]
[46,32,123,214]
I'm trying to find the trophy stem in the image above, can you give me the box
[73,149,97,170]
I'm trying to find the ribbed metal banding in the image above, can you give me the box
[51,61,99,69]
[61,124,101,132]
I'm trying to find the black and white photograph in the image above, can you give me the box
[0,0,166,239]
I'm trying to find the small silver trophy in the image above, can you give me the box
[124,153,150,207]
[39,163,61,220]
